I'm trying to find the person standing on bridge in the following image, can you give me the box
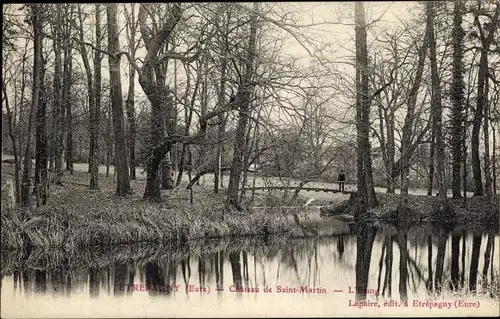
[337,169,346,192]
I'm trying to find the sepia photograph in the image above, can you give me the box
[1,1,499,317]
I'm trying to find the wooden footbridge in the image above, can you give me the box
[243,186,356,195]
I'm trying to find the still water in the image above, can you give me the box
[1,222,499,317]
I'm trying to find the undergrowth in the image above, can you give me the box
[1,172,293,251]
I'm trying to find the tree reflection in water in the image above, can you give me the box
[5,223,498,304]
[114,263,128,296]
[482,230,494,287]
[381,234,393,298]
[181,256,191,293]
[229,251,243,293]
[89,267,99,297]
[469,233,482,292]
[433,227,447,292]
[450,233,461,290]
[354,222,377,301]
[214,251,224,293]
[337,236,344,259]
[397,230,408,302]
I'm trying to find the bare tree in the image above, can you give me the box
[138,4,182,199]
[400,10,430,198]
[92,4,103,188]
[106,3,131,195]
[212,4,233,194]
[51,5,64,185]
[3,30,29,205]
[427,2,446,200]
[75,4,99,189]
[123,4,139,180]
[471,2,500,196]
[450,0,465,198]
[354,1,377,215]
[20,4,43,206]
[35,41,48,205]
[63,4,74,174]
[226,3,260,210]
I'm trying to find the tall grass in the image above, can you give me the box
[1,172,293,252]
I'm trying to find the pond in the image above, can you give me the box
[1,222,499,317]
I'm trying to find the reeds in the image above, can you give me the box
[1,172,294,252]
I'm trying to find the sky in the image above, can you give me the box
[103,2,421,105]
[3,2,421,104]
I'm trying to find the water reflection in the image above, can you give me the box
[355,223,377,301]
[1,223,499,317]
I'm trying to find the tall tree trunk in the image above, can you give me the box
[107,3,131,196]
[21,4,43,207]
[175,70,196,188]
[77,4,97,189]
[493,125,497,194]
[124,4,137,180]
[386,110,396,193]
[354,2,377,214]
[463,97,469,202]
[35,53,48,205]
[427,2,446,200]
[450,0,465,198]
[355,2,367,214]
[471,3,500,196]
[197,58,209,186]
[214,39,228,194]
[106,104,112,178]
[161,94,176,190]
[139,4,182,200]
[375,93,396,194]
[143,88,171,199]
[483,75,492,197]
[240,111,256,202]
[400,17,430,198]
[161,153,174,189]
[226,3,259,210]
[364,146,377,205]
[52,7,64,186]
[93,5,102,186]
[427,125,436,196]
[472,46,487,196]
[63,5,74,174]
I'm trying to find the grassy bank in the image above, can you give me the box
[321,192,500,223]
[1,172,294,252]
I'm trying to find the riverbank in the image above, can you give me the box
[2,168,499,252]
[1,172,296,252]
[320,192,500,224]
